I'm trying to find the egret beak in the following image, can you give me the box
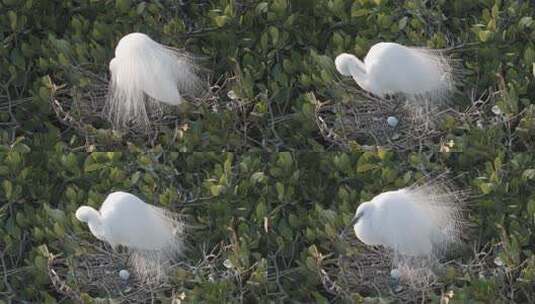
[350,213,363,226]
[339,213,362,238]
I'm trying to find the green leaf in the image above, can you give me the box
[277,153,293,171]
[269,26,279,45]
[356,163,377,173]
[478,30,492,42]
[251,172,267,184]
[2,180,13,200]
[214,16,229,28]
[272,0,288,13]
[8,11,17,31]
[53,222,65,237]
[523,169,535,181]
[136,1,147,14]
[37,244,50,257]
[519,16,533,29]
[255,201,267,219]
[210,185,224,197]
[527,199,535,217]
[84,163,106,173]
[255,2,268,14]
[524,47,535,66]
[480,182,494,194]
[352,9,368,17]
[115,0,131,12]
[66,187,77,202]
[131,171,141,184]
[399,17,408,30]
[275,182,284,201]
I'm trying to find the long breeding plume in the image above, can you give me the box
[106,32,203,130]
[350,179,466,285]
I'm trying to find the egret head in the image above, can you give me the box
[335,53,357,76]
[352,201,380,245]
[115,32,153,55]
[352,201,373,224]
[335,53,366,77]
[75,206,107,242]
[76,206,99,223]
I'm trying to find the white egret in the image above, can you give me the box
[335,42,456,101]
[352,183,463,257]
[106,32,203,129]
[75,191,184,282]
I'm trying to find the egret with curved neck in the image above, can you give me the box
[75,206,108,244]
[75,191,184,283]
[335,42,456,101]
[335,53,369,90]
[352,183,464,257]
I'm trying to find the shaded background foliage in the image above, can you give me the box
[1,150,535,302]
[0,0,534,150]
[0,0,535,303]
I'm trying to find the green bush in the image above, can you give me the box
[1,0,535,303]
[1,149,535,302]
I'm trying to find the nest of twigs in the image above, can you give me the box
[48,66,233,146]
[312,89,450,151]
[319,235,446,303]
[318,233,521,304]
[47,241,159,303]
[312,78,531,152]
[46,234,252,304]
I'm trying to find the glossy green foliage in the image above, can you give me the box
[0,0,534,150]
[1,148,535,302]
[1,0,535,303]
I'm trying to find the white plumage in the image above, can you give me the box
[335,42,455,100]
[75,191,179,250]
[76,191,183,283]
[352,184,462,257]
[106,32,202,129]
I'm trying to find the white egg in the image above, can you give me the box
[390,269,401,280]
[387,116,399,127]
[119,269,130,280]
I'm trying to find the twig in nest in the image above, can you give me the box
[47,253,84,304]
